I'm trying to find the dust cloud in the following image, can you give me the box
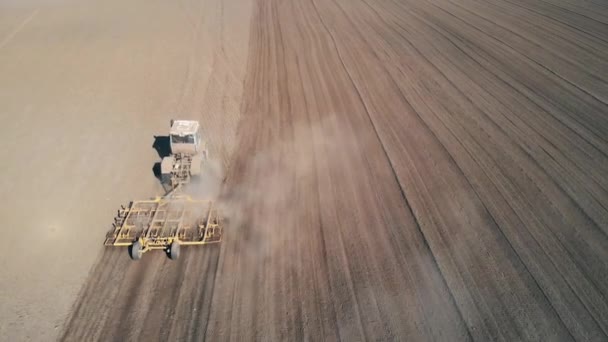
[183,158,226,201]
[211,114,364,262]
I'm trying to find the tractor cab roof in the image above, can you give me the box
[170,120,200,136]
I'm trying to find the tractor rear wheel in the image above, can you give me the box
[168,241,180,260]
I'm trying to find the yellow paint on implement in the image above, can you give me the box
[104,195,222,253]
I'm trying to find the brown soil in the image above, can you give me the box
[2,0,608,341]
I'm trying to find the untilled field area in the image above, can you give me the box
[1,0,607,341]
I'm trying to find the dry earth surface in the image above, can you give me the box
[0,0,607,341]
[0,0,249,340]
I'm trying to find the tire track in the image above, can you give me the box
[0,9,38,50]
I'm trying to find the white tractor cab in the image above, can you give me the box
[160,120,208,189]
[169,120,203,154]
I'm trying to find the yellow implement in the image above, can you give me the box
[105,194,222,260]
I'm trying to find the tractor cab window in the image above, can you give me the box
[171,134,195,144]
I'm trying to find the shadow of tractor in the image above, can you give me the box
[152,136,171,185]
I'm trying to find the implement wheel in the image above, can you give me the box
[130,240,143,260]
[168,241,180,260]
